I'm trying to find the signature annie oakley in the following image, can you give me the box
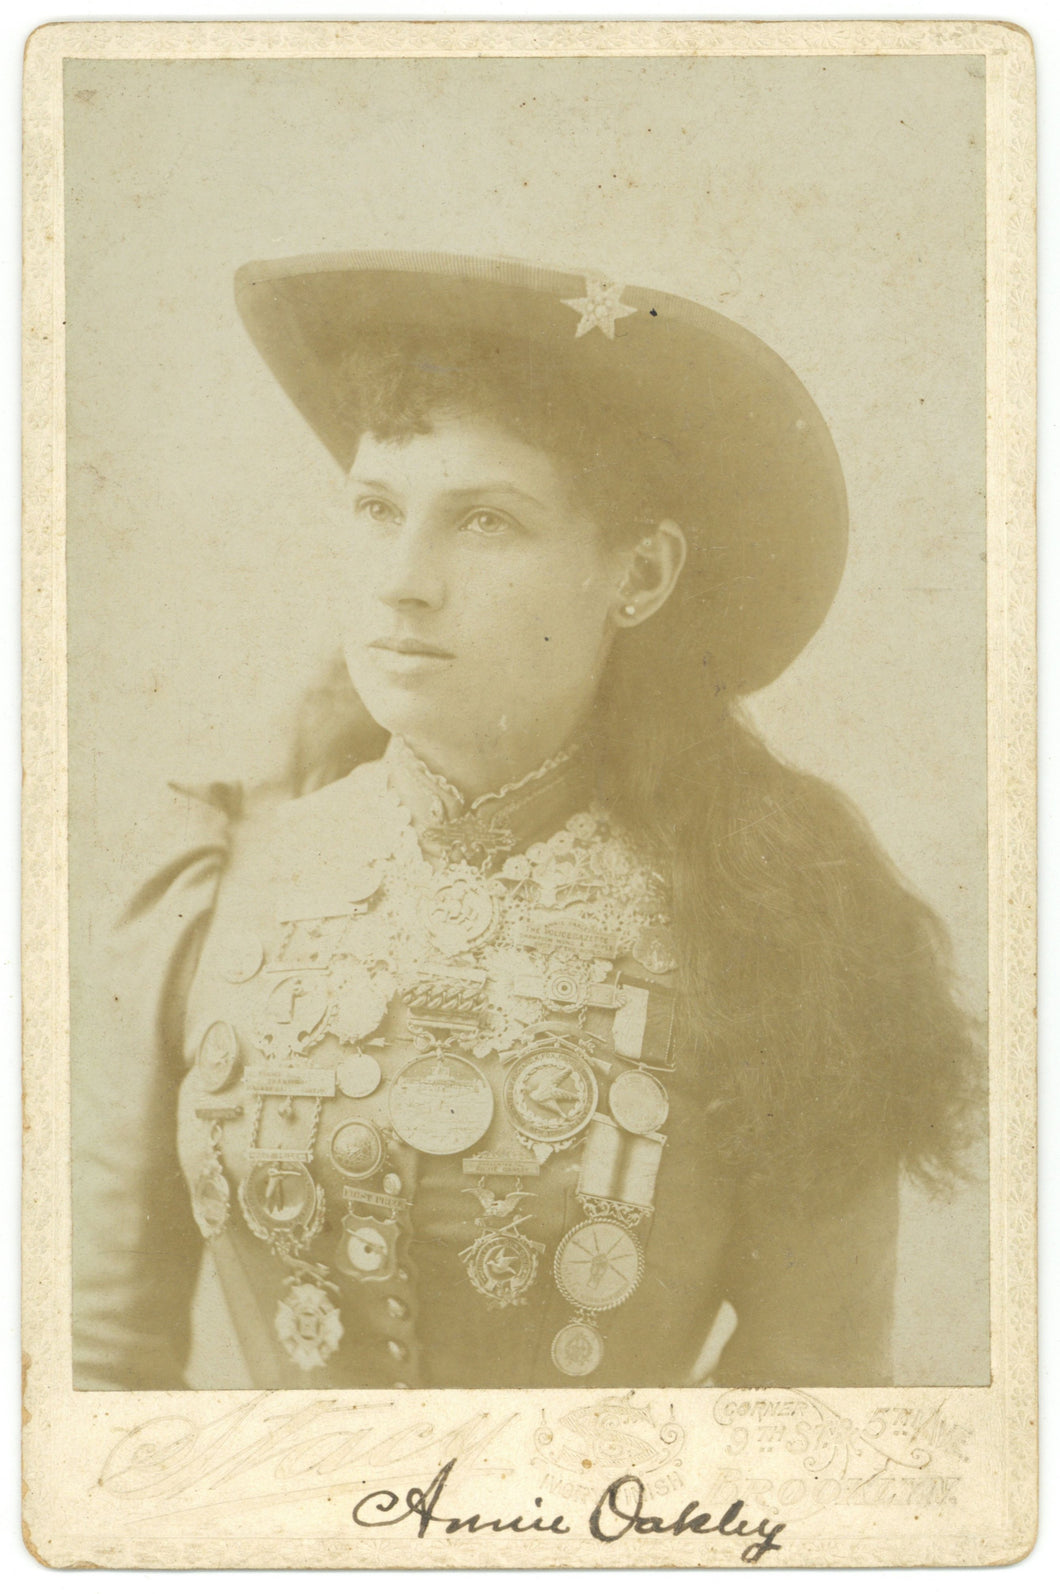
[352,1457,786,1561]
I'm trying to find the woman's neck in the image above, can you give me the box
[395,726,584,805]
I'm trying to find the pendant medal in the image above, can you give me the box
[327,958,393,1046]
[389,1051,494,1155]
[191,1150,231,1239]
[274,1277,344,1371]
[461,1230,541,1308]
[336,1049,383,1098]
[503,1041,598,1150]
[239,1160,325,1247]
[608,1069,670,1136]
[554,1219,644,1312]
[195,1019,242,1093]
[551,1319,605,1377]
[337,1218,399,1281]
[632,924,678,975]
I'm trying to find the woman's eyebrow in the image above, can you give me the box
[439,482,550,508]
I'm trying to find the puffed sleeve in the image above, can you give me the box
[72,782,239,1390]
[710,1164,899,1387]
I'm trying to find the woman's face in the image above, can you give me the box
[340,414,630,780]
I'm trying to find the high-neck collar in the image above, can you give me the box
[382,735,595,867]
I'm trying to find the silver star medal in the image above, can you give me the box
[561,278,638,340]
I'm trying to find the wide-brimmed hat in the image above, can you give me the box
[235,250,847,693]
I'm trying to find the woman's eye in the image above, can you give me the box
[462,509,517,539]
[355,497,400,526]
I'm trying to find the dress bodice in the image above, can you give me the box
[175,740,728,1387]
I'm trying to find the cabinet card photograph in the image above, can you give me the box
[22,18,1036,1569]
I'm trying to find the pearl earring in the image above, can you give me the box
[620,603,637,619]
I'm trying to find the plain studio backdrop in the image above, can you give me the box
[63,53,988,1384]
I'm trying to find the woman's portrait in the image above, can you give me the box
[66,53,990,1396]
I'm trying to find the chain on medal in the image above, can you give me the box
[551,1319,606,1377]
[389,1052,494,1155]
[554,1219,644,1311]
[420,867,499,956]
[463,1231,540,1307]
[195,1019,242,1092]
[238,1161,324,1246]
[608,1069,670,1135]
[503,1043,598,1145]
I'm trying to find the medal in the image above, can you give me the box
[274,1274,344,1371]
[254,972,331,1059]
[195,1019,242,1093]
[503,1040,598,1149]
[608,1069,670,1136]
[337,1218,399,1281]
[328,1119,385,1180]
[459,1179,543,1308]
[461,1230,542,1308]
[326,958,393,1046]
[190,1126,231,1239]
[554,1219,644,1312]
[389,1051,494,1155]
[551,1319,605,1378]
[336,1049,383,1098]
[239,1160,324,1247]
[421,867,499,955]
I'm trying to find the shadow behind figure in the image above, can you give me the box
[75,255,984,1391]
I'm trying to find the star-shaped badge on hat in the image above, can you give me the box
[561,278,638,340]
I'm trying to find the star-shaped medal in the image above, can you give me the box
[561,277,638,340]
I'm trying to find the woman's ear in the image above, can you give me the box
[614,519,688,627]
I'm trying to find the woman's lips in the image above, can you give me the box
[367,637,456,675]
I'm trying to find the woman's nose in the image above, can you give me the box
[376,522,446,611]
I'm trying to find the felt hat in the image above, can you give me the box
[235,250,847,693]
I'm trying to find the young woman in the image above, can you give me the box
[74,254,982,1391]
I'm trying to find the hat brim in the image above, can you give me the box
[235,250,847,693]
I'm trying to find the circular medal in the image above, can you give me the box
[339,1222,395,1278]
[274,1280,344,1371]
[239,1162,324,1245]
[463,1231,539,1308]
[328,1119,384,1179]
[191,1160,230,1240]
[327,959,393,1046]
[608,1070,670,1135]
[255,972,330,1058]
[421,868,498,956]
[503,1044,598,1146]
[336,1050,383,1099]
[389,1052,494,1155]
[632,925,678,975]
[215,928,264,984]
[195,1019,242,1092]
[554,1219,644,1312]
[551,1320,605,1377]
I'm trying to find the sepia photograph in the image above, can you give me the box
[22,18,1035,1569]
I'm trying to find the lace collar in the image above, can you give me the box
[382,736,595,866]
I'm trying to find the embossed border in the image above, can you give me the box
[21,19,1036,1569]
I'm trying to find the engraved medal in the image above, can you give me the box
[328,1119,385,1180]
[336,1049,383,1099]
[503,1041,598,1149]
[421,867,499,955]
[554,1219,644,1311]
[389,1051,494,1155]
[254,972,330,1059]
[274,1277,344,1371]
[608,1069,670,1135]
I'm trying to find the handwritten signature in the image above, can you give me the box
[353,1457,785,1561]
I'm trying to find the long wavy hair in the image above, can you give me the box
[287,329,984,1208]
